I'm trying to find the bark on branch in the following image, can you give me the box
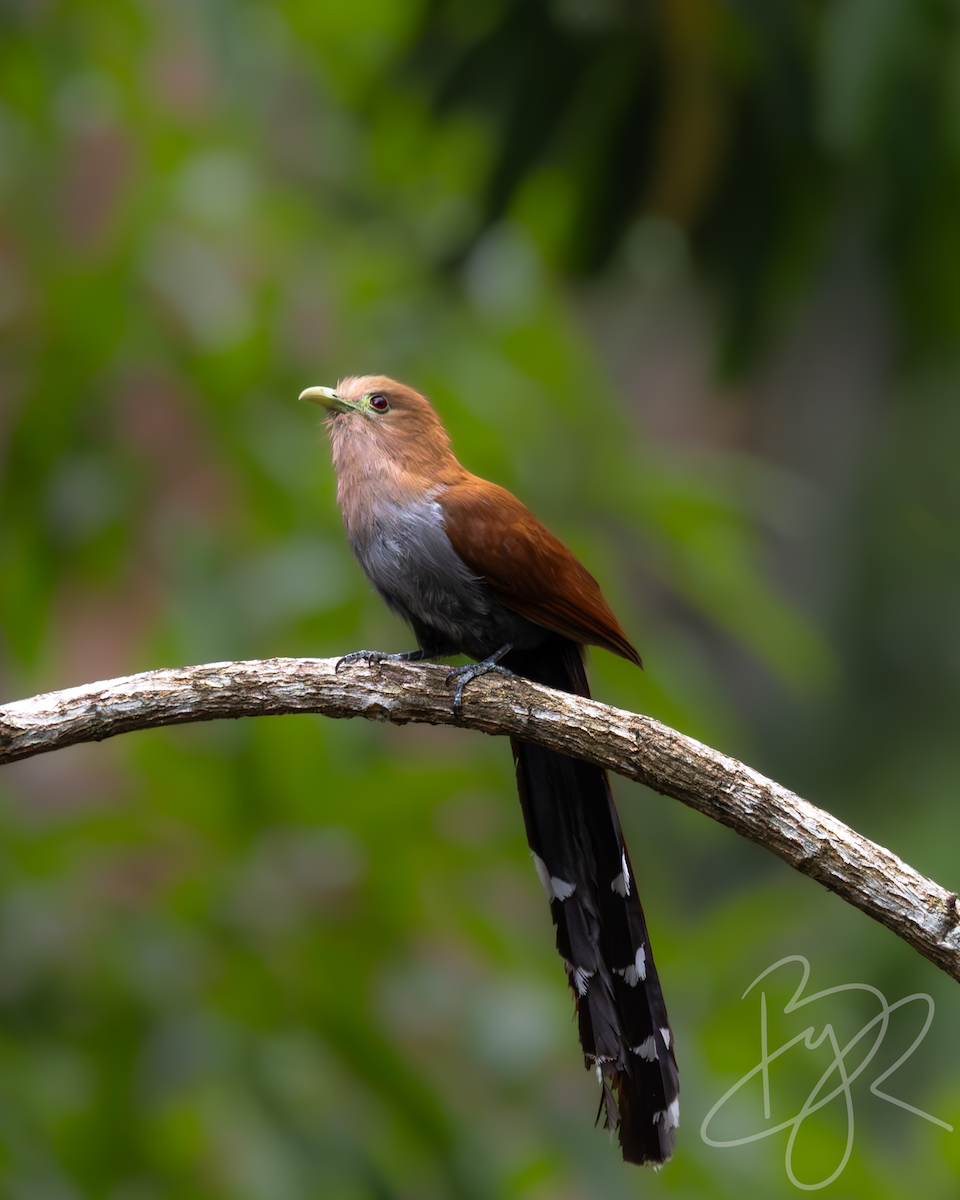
[2,656,958,981]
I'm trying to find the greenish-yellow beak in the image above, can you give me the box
[298,385,356,413]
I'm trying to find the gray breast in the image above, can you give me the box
[346,496,545,656]
[349,497,491,636]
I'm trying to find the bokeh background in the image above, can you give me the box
[2,1,960,1197]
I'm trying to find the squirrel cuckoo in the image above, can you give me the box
[301,375,679,1165]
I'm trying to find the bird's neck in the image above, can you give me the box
[328,418,464,536]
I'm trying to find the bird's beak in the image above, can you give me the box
[298,385,356,413]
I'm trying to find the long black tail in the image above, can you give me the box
[502,636,679,1165]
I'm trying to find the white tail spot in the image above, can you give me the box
[653,1098,679,1129]
[532,854,554,899]
[572,965,594,996]
[550,876,576,901]
[633,1035,657,1061]
[620,945,647,987]
[660,1026,671,1050]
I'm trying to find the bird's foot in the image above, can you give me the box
[335,649,425,674]
[446,652,514,714]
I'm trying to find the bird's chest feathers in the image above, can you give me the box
[334,449,440,564]
[331,439,481,616]
[347,488,452,580]
[326,417,553,655]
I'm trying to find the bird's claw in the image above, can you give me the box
[446,662,514,714]
[335,650,389,674]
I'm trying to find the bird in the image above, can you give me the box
[300,374,679,1165]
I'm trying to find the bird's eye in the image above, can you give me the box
[368,394,389,412]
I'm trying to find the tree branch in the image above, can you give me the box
[2,656,958,981]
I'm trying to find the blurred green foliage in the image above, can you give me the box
[414,0,960,371]
[0,1,958,1198]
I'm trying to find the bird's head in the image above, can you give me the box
[299,375,443,427]
[300,374,454,476]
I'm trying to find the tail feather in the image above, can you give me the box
[503,637,679,1166]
